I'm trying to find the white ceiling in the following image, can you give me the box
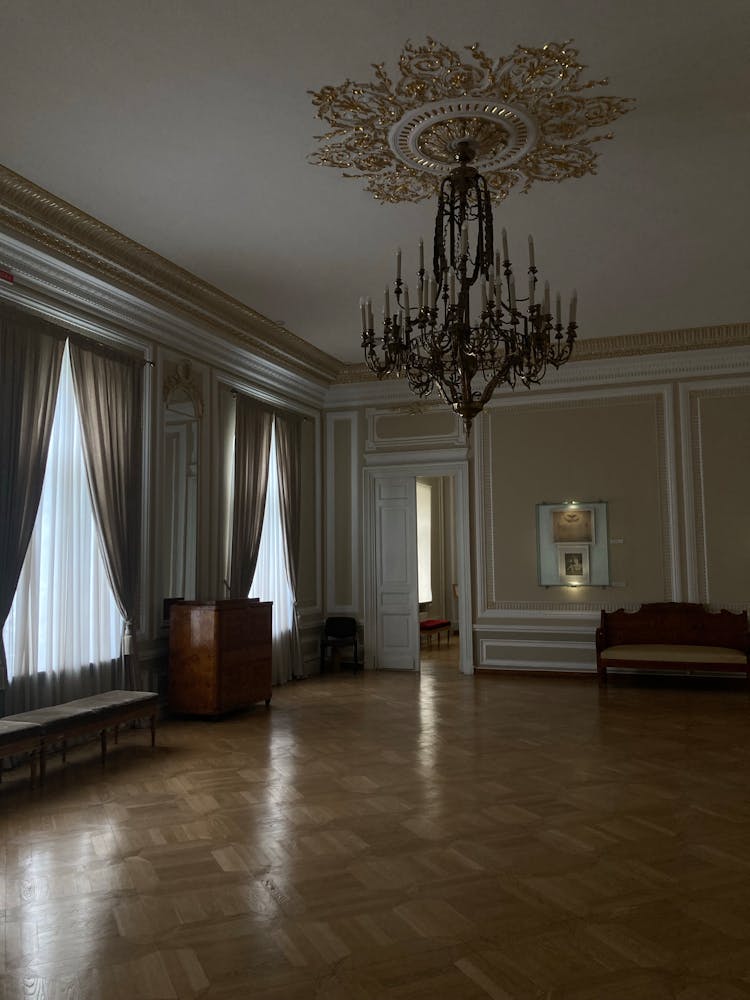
[2,0,748,365]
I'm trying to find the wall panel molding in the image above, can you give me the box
[680,376,750,607]
[478,636,597,673]
[365,405,464,452]
[326,411,359,614]
[475,385,680,617]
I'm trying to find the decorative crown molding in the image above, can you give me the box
[3,163,747,394]
[573,324,750,360]
[0,163,342,386]
[336,323,750,384]
[163,360,205,418]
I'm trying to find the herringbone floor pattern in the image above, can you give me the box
[2,655,750,999]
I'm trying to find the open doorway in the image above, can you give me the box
[364,461,472,674]
[417,475,460,671]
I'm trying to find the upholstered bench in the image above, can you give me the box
[2,690,158,786]
[596,603,749,684]
[419,618,451,647]
[0,719,45,785]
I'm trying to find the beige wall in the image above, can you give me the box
[484,395,669,607]
[372,410,458,441]
[692,388,750,606]
[339,367,749,674]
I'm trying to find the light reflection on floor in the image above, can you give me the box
[419,637,459,674]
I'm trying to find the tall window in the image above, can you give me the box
[416,480,433,605]
[3,345,122,710]
[249,420,296,683]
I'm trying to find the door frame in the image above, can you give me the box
[363,458,473,674]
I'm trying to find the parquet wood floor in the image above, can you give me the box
[2,655,750,999]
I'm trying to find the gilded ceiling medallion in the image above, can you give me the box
[309,39,633,203]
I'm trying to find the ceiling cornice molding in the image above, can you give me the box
[0,234,328,411]
[335,322,750,385]
[573,324,750,360]
[0,162,342,385]
[3,164,746,394]
[326,342,750,409]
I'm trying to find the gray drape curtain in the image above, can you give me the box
[229,395,273,599]
[68,337,143,689]
[0,305,66,691]
[274,411,302,678]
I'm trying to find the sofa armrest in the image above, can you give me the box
[595,627,607,654]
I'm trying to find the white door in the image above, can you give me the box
[375,475,419,670]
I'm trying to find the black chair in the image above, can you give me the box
[320,616,359,672]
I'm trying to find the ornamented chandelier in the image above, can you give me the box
[310,39,632,434]
[360,138,577,434]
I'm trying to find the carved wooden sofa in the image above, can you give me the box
[0,690,158,788]
[596,602,750,684]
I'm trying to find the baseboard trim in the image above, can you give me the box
[475,667,595,680]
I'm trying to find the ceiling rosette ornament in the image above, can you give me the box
[309,38,633,203]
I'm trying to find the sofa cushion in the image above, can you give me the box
[600,643,747,664]
[4,704,103,732]
[70,691,158,710]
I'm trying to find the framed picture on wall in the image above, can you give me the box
[536,501,609,586]
[551,507,594,543]
[557,545,590,584]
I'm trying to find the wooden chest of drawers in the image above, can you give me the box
[168,599,272,715]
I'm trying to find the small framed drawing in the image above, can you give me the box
[557,545,590,585]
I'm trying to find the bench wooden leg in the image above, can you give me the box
[150,713,156,748]
[100,728,107,764]
[114,724,119,745]
[39,742,46,784]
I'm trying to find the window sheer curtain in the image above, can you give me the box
[68,336,143,688]
[249,421,297,685]
[3,345,123,713]
[0,305,66,698]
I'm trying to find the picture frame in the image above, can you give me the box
[557,544,590,585]
[551,507,594,544]
[536,501,610,587]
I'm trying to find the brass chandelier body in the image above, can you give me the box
[361,141,577,435]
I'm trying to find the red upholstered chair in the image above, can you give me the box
[419,618,451,647]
